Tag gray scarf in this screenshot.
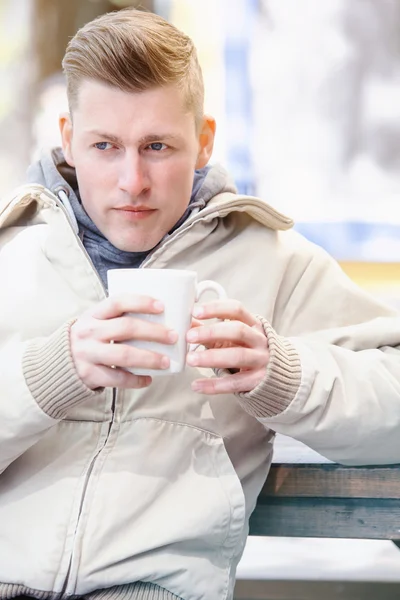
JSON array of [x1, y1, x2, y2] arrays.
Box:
[[68, 170, 209, 287]]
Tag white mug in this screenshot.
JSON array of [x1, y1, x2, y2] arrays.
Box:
[[107, 268, 226, 376]]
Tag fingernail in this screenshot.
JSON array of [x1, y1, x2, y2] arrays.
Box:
[[161, 356, 170, 369], [187, 353, 199, 366], [187, 330, 198, 342], [154, 300, 164, 311], [140, 376, 152, 387], [191, 381, 202, 392], [168, 330, 178, 343], [192, 306, 204, 318]]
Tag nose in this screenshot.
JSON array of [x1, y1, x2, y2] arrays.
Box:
[[118, 153, 150, 197]]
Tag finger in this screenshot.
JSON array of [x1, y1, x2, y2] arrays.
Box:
[[94, 316, 178, 344], [90, 342, 170, 371], [91, 294, 164, 320], [187, 320, 266, 349], [86, 364, 153, 390], [190, 317, 203, 328], [192, 299, 257, 326], [186, 347, 269, 370], [191, 369, 265, 395]]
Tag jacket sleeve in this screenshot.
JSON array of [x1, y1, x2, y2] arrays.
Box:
[[237, 233, 400, 465], [0, 320, 101, 474]]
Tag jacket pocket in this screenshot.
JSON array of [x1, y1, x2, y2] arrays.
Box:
[[73, 418, 246, 593]]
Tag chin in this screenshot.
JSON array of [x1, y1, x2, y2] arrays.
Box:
[[111, 236, 162, 254]]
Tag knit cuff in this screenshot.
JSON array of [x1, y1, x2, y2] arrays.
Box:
[[88, 582, 183, 600], [237, 317, 302, 418], [22, 320, 101, 420]]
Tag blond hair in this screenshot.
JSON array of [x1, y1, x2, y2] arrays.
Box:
[[62, 8, 204, 124]]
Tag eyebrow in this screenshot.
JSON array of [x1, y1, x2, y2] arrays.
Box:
[[87, 131, 124, 145], [86, 130, 182, 144]]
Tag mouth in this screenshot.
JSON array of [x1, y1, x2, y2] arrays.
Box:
[[115, 206, 157, 221]]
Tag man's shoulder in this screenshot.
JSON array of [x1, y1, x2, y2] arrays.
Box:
[[0, 184, 56, 230], [1, 183, 46, 210], [227, 201, 339, 271], [207, 191, 294, 232]]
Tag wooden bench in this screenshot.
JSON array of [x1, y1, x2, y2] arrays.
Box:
[[234, 439, 400, 599], [250, 462, 400, 542]]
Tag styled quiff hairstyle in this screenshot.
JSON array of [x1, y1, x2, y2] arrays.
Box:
[[62, 8, 204, 125]]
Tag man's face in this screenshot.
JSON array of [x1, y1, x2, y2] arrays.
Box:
[[60, 80, 215, 252]]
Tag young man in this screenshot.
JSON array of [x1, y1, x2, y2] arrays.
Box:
[[1, 8, 399, 600]]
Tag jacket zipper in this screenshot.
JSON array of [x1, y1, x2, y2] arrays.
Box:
[[60, 389, 117, 595], [37, 190, 119, 594]]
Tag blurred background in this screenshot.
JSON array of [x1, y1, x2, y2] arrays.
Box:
[[1, 0, 399, 307], [1, 0, 400, 592]]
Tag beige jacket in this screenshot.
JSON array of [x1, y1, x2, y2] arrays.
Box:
[[0, 182, 400, 600]]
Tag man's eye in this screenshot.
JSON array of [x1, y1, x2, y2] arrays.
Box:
[[148, 142, 167, 151], [94, 142, 113, 151]]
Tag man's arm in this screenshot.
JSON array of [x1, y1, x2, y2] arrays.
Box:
[[238, 316, 400, 465], [186, 234, 400, 466], [238, 241, 400, 465], [0, 295, 177, 474], [0, 321, 100, 474]]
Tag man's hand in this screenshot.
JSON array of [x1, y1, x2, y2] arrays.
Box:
[[186, 300, 269, 394], [70, 294, 178, 390]]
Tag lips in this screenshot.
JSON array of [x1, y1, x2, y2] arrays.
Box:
[[117, 205, 155, 212], [115, 205, 157, 221]]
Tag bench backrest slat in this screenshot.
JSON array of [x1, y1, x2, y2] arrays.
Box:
[[249, 464, 400, 540], [262, 464, 400, 499]]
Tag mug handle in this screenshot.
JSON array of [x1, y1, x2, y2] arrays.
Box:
[[188, 280, 227, 353], [195, 279, 227, 301]]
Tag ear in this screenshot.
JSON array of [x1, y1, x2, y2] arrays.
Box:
[[195, 115, 216, 169], [59, 112, 75, 166]]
